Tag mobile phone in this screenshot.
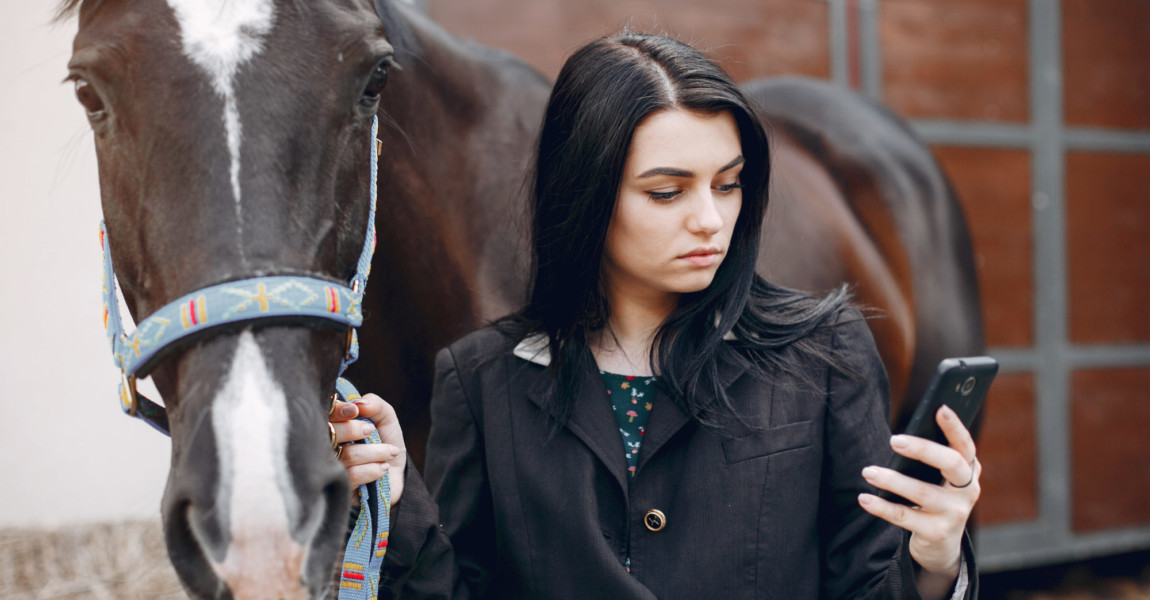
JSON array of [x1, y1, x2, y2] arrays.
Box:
[[877, 356, 998, 506]]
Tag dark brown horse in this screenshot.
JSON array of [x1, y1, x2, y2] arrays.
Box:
[[62, 0, 979, 597]]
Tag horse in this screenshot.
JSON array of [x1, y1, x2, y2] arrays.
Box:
[[748, 77, 985, 430], [61, 0, 981, 597]]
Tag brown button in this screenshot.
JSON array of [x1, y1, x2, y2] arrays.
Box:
[[644, 509, 666, 532]]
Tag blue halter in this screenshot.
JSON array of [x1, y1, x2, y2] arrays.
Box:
[[100, 116, 390, 598]]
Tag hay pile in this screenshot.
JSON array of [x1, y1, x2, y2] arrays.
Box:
[[0, 521, 183, 599], [3, 520, 1149, 599]]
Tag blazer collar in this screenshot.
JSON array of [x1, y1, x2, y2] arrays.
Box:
[[512, 327, 738, 367]]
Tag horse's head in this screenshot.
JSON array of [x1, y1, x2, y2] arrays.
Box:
[[63, 0, 399, 596]]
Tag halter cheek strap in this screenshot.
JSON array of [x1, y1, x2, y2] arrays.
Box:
[[100, 116, 389, 598]]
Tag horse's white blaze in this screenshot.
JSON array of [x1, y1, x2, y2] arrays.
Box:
[[209, 331, 310, 597], [165, 0, 275, 234]]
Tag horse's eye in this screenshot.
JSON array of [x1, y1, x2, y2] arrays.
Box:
[[73, 78, 106, 119], [361, 63, 389, 106]]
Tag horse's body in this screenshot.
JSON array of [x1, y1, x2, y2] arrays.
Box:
[[344, 3, 549, 468], [346, 11, 985, 465], [64, 0, 980, 596], [750, 77, 985, 427]]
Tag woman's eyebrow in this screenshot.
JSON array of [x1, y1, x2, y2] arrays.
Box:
[[636, 155, 745, 179], [637, 166, 693, 179], [718, 155, 745, 173]]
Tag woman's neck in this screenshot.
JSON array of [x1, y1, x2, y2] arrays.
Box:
[[590, 286, 678, 377]]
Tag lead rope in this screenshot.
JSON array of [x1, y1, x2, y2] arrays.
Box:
[[334, 116, 390, 600]]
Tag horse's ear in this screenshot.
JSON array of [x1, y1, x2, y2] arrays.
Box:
[[372, 0, 422, 62], [372, 0, 387, 24], [54, 0, 85, 21]]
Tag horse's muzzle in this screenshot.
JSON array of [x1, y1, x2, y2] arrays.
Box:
[[160, 329, 352, 599]]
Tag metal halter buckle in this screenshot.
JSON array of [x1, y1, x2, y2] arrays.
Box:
[[344, 328, 356, 361], [119, 371, 139, 416]]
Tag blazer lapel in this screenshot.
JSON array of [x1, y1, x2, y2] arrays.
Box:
[[635, 351, 752, 473], [633, 384, 692, 474], [524, 359, 630, 495]]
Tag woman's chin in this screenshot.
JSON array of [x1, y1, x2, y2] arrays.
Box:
[[666, 273, 719, 295]]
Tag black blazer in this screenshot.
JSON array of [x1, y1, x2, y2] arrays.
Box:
[[379, 312, 977, 599]]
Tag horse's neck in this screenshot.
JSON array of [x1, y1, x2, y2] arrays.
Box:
[[373, 3, 548, 315], [378, 5, 500, 198]]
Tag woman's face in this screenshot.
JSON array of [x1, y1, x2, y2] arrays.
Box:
[[603, 109, 744, 303]]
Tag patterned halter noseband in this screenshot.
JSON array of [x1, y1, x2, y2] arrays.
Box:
[[99, 116, 390, 598]]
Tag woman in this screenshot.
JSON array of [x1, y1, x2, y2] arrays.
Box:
[[332, 32, 980, 599]]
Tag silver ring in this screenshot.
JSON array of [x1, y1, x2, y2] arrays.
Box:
[[949, 457, 977, 489]]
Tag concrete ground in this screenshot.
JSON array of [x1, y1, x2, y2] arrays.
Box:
[[982, 550, 1150, 600]]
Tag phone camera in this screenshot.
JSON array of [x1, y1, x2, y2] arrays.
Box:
[[960, 377, 976, 396]]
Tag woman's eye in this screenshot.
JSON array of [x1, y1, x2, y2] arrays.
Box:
[[73, 78, 106, 119], [715, 182, 743, 194], [647, 190, 681, 202]]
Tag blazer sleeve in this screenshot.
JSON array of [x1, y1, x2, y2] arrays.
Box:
[[818, 312, 979, 600], [378, 346, 494, 599]]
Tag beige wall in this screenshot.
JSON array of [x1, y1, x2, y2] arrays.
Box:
[[0, 3, 170, 526]]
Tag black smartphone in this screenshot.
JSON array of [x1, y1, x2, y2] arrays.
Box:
[[877, 356, 998, 506]]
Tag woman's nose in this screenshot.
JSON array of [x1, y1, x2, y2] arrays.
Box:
[[687, 191, 724, 234]]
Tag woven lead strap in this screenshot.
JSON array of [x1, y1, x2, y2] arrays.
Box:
[[335, 377, 391, 598], [335, 117, 389, 598]]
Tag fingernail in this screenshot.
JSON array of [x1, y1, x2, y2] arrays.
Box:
[[862, 466, 879, 480], [340, 405, 356, 417], [890, 435, 909, 449], [941, 405, 956, 419], [362, 423, 375, 437], [858, 493, 873, 506]]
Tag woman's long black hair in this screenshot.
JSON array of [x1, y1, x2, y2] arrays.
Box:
[[500, 33, 851, 432]]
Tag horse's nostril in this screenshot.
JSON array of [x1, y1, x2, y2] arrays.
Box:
[[162, 499, 228, 599], [325, 477, 350, 514], [304, 474, 354, 587], [317, 476, 352, 544], [183, 500, 230, 566]]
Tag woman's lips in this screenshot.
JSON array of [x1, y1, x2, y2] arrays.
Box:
[[679, 249, 721, 267]]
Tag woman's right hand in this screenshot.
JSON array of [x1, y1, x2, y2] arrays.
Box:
[[329, 393, 406, 505]]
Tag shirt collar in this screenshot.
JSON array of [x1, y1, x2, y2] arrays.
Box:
[[512, 333, 551, 366]]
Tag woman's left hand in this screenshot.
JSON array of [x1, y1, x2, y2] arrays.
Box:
[[857, 404, 980, 579], [328, 393, 407, 506]]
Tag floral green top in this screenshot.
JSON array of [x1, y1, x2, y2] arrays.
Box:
[[599, 371, 657, 479]]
